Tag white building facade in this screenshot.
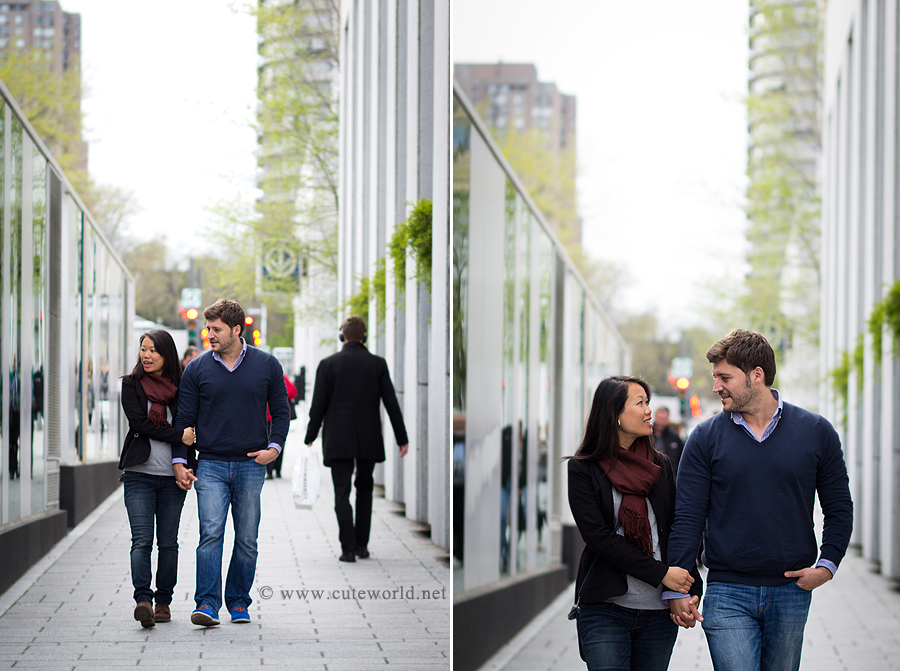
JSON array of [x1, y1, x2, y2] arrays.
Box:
[[337, 0, 450, 550], [821, 0, 900, 579]]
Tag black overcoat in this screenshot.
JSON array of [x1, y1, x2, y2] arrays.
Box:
[[304, 342, 408, 466]]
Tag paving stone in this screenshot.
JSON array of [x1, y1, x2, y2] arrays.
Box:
[[0, 434, 449, 669]]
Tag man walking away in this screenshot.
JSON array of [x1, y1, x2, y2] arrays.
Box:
[[173, 299, 290, 627], [304, 316, 409, 562]]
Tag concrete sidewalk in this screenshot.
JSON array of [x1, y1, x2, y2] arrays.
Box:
[[0, 429, 450, 670], [478, 545, 900, 671]]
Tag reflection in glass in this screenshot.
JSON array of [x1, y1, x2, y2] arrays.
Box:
[[97, 243, 110, 458], [452, 96, 470, 593], [83, 230, 96, 459], [516, 209, 531, 573], [8, 117, 22, 521], [74, 205, 83, 459], [536, 233, 552, 568], [31, 147, 46, 514], [500, 181, 516, 577], [0, 100, 4, 521]]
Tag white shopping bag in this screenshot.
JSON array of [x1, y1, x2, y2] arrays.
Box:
[[292, 447, 321, 509]]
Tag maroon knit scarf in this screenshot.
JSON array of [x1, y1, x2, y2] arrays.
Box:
[[598, 437, 661, 556], [139, 374, 178, 428]]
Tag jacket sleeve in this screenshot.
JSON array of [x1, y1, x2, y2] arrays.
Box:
[[267, 361, 291, 448], [172, 365, 200, 462], [304, 360, 329, 445], [121, 377, 184, 446], [378, 358, 408, 446], [568, 458, 669, 587], [666, 424, 712, 572]]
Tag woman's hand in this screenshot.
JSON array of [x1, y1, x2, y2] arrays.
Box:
[[182, 427, 196, 446], [661, 566, 694, 593]]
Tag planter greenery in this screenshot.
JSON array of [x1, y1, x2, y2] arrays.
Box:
[[390, 198, 433, 296], [830, 279, 900, 421], [343, 198, 433, 327], [343, 275, 370, 321], [830, 349, 850, 421]]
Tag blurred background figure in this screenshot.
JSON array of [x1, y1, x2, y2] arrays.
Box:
[[653, 407, 684, 476], [181, 346, 200, 370]]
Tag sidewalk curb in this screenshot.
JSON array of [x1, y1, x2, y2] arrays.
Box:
[[475, 581, 575, 671], [0, 485, 124, 618]]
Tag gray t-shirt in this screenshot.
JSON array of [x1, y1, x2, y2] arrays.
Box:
[[126, 402, 175, 477], [605, 487, 667, 610]]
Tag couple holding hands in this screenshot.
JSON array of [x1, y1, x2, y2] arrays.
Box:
[[568, 329, 853, 671], [118, 299, 291, 628]]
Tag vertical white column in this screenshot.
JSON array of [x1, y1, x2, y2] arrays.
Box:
[[879, 0, 900, 579], [860, 0, 880, 560], [428, 0, 450, 549], [402, 0, 421, 521]]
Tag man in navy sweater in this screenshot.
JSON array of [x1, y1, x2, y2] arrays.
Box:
[[665, 329, 852, 671], [173, 299, 290, 627]]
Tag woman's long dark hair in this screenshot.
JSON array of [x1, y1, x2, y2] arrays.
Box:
[[565, 375, 661, 467], [125, 330, 182, 387]]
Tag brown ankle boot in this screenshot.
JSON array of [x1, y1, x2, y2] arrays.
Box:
[[153, 603, 171, 623], [134, 601, 155, 628]]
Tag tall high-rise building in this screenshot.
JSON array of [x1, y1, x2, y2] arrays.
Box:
[[0, 1, 85, 172], [0, 1, 81, 72], [255, 0, 339, 389], [454, 62, 576, 157], [745, 0, 820, 409]]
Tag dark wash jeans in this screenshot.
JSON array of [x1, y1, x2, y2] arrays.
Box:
[[577, 602, 678, 671], [121, 472, 187, 605], [701, 581, 813, 671]]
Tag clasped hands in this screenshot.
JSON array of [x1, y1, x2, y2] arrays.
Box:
[[665, 565, 833, 629]]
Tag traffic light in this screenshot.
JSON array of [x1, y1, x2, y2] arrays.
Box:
[[185, 307, 200, 347], [200, 328, 210, 350], [244, 316, 255, 346], [689, 395, 702, 418], [675, 376, 691, 391]]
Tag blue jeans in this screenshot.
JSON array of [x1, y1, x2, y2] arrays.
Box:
[[122, 472, 187, 605], [701, 582, 813, 671], [194, 459, 265, 613], [577, 603, 677, 670]]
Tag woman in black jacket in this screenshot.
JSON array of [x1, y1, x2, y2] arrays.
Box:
[[119, 330, 196, 628], [567, 375, 702, 670]]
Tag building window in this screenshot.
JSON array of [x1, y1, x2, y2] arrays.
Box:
[[13, 13, 21, 23]]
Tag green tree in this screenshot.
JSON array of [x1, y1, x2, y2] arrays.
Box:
[[0, 48, 88, 195], [617, 312, 718, 396], [122, 240, 188, 325]]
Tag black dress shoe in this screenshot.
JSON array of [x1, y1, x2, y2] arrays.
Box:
[[339, 552, 356, 563], [356, 547, 370, 559]]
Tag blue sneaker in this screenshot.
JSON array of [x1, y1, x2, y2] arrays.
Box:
[[190, 607, 220, 626], [230, 606, 251, 623]]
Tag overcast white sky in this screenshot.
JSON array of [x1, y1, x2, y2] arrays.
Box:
[[65, 0, 259, 261], [453, 0, 752, 332]]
